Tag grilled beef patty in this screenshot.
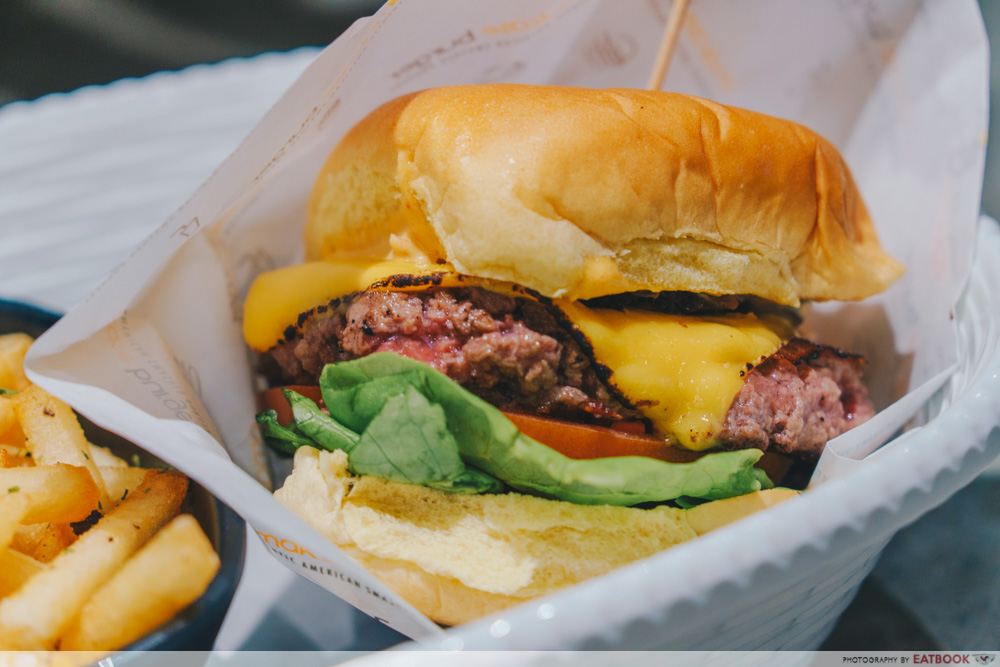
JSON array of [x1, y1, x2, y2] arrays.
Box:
[[721, 338, 875, 459], [261, 288, 874, 459], [262, 287, 637, 422]]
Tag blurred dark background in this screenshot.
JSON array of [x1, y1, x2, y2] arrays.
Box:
[[0, 0, 382, 103], [0, 0, 997, 652]]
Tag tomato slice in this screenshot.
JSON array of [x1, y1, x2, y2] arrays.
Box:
[[608, 420, 649, 435], [502, 411, 701, 463], [261, 386, 792, 482], [260, 386, 665, 458], [260, 386, 322, 427]]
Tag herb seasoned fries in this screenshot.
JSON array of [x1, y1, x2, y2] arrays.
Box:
[[0, 332, 220, 651]]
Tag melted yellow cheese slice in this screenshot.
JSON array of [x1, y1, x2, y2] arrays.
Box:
[[243, 259, 445, 352], [556, 301, 789, 451], [243, 257, 791, 451], [244, 258, 529, 352]]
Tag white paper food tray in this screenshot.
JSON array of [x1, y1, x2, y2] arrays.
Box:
[[22, 0, 999, 649], [364, 217, 1000, 652]]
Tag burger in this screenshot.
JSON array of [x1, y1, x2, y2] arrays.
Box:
[[242, 84, 903, 625]]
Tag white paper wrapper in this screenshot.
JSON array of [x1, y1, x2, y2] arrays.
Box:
[[25, 0, 988, 642]]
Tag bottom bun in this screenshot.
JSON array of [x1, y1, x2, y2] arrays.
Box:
[[337, 548, 524, 627], [275, 447, 796, 626]]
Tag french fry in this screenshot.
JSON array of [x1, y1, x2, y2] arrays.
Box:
[[0, 445, 31, 468], [0, 422, 26, 449], [0, 397, 26, 449], [99, 466, 149, 511], [13, 386, 110, 508], [11, 523, 76, 563], [0, 470, 187, 648], [0, 329, 220, 652], [0, 395, 19, 440], [0, 333, 32, 392], [0, 493, 29, 551], [2, 451, 34, 469], [89, 444, 128, 469], [0, 447, 32, 469], [0, 547, 47, 597], [59, 514, 219, 651], [0, 466, 100, 524], [0, 443, 30, 458]]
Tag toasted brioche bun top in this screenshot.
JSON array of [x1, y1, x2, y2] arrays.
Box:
[[306, 84, 902, 306]]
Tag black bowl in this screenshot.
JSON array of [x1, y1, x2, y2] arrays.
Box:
[[0, 297, 245, 652]]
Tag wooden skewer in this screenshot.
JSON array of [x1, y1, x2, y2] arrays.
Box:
[[646, 0, 691, 91]]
